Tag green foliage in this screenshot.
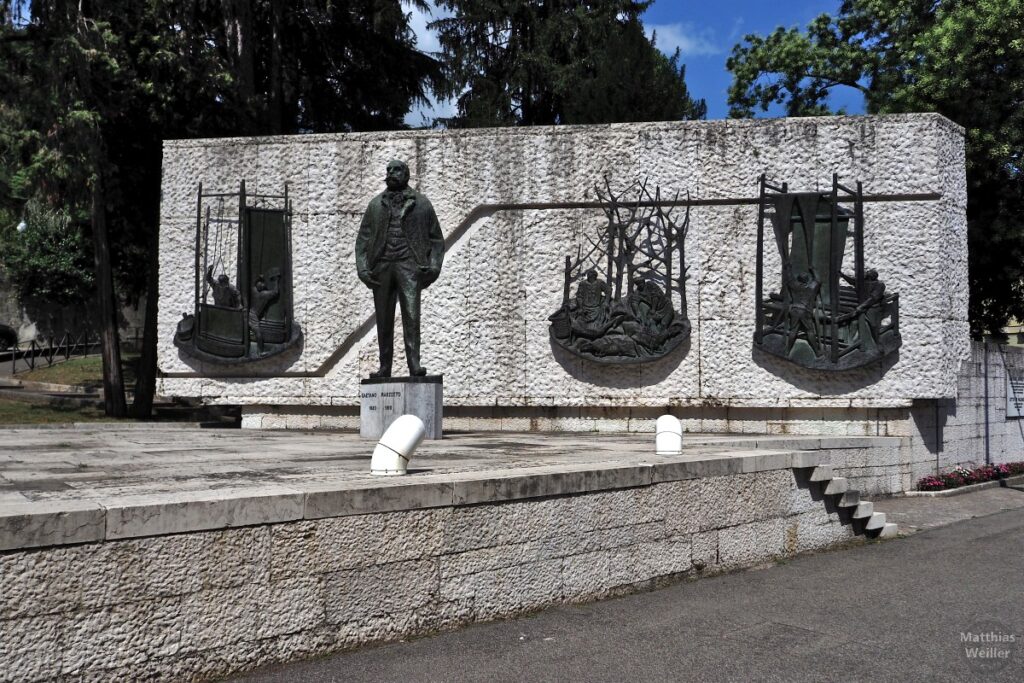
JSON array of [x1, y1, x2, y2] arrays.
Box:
[[431, 0, 705, 127], [164, 0, 441, 135], [0, 0, 441, 305], [0, 200, 95, 304], [726, 0, 1024, 335], [0, 1, 442, 415]]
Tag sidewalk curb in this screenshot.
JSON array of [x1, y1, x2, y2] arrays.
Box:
[[902, 474, 1024, 498]]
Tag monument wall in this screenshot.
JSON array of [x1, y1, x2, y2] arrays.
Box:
[[157, 114, 969, 435]]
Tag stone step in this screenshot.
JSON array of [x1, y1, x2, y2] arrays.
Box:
[[878, 523, 899, 539], [790, 451, 826, 469], [824, 477, 849, 495], [853, 501, 873, 518], [809, 465, 833, 482], [865, 512, 887, 531], [838, 490, 860, 507]]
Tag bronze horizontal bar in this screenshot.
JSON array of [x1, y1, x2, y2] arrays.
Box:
[[164, 190, 943, 380]]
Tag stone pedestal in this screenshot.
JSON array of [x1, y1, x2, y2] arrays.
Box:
[[360, 375, 443, 440]]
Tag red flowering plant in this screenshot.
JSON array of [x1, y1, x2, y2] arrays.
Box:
[[917, 461, 1024, 491]]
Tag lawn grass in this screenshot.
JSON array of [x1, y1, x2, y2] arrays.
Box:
[[19, 354, 139, 388], [0, 398, 116, 424]]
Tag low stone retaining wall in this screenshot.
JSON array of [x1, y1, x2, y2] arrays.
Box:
[[1, 450, 858, 682]]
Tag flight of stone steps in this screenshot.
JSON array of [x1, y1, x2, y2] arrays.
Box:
[[804, 462, 897, 539]]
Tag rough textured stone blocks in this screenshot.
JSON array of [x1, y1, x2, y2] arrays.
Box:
[[0, 465, 862, 682]]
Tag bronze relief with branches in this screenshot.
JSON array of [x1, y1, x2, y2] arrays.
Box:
[[549, 177, 691, 364]]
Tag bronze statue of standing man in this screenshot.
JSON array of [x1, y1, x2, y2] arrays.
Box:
[[356, 160, 445, 377]]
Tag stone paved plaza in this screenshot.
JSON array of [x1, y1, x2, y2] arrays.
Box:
[[0, 425, 888, 552], [0, 425, 874, 506]]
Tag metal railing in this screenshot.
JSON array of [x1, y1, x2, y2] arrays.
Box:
[[1, 331, 100, 374]]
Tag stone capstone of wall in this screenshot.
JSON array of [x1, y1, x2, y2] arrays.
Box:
[[0, 468, 853, 682]]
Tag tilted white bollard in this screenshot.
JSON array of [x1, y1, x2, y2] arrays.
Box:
[[370, 414, 425, 475], [655, 414, 683, 455]]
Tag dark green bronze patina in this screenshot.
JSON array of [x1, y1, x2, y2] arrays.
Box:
[[356, 160, 445, 378], [549, 177, 691, 364], [174, 181, 302, 365], [754, 174, 901, 370]]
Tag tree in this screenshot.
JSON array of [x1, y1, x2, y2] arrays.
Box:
[[0, 200, 94, 306], [0, 1, 135, 416], [0, 1, 440, 417], [430, 0, 705, 127], [195, 0, 441, 135], [726, 0, 1024, 336]]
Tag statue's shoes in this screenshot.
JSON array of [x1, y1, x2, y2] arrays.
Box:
[[369, 368, 391, 378], [409, 366, 427, 377]]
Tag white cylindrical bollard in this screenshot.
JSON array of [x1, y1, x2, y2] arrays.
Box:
[[370, 414, 426, 475], [655, 414, 683, 455]]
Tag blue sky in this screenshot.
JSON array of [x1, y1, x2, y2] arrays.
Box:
[[404, 0, 866, 125]]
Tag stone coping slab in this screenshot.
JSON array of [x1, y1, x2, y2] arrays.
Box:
[[0, 427, 899, 551], [164, 113, 965, 147]]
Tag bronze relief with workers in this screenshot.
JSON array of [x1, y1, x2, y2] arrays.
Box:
[[754, 175, 901, 370]]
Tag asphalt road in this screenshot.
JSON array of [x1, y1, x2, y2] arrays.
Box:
[[238, 508, 1024, 683]]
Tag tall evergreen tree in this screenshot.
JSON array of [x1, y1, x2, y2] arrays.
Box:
[[430, 0, 706, 127], [0, 1, 440, 416]]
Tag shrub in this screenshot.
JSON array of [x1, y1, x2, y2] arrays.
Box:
[[0, 200, 94, 306]]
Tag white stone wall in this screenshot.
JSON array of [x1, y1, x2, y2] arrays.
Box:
[[158, 114, 969, 412], [830, 341, 1024, 493], [909, 342, 1024, 480], [0, 469, 852, 682]]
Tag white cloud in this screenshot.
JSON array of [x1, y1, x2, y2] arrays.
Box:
[[645, 22, 720, 57], [728, 16, 746, 43]]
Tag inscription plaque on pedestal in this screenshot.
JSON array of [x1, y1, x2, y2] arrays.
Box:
[[360, 375, 443, 440]]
